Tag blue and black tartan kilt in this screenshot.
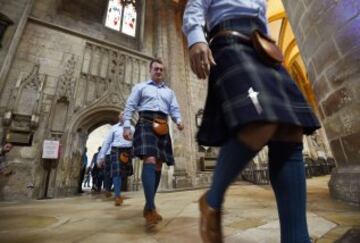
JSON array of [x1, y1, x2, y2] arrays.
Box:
[[104, 154, 111, 178], [198, 18, 321, 146], [110, 147, 133, 177], [133, 111, 174, 165]]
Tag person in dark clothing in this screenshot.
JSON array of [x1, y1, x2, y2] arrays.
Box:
[[90, 147, 103, 192]]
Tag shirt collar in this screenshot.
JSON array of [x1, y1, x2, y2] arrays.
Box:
[[147, 79, 165, 87]]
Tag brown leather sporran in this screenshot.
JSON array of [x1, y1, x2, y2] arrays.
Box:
[[119, 152, 129, 164], [152, 118, 169, 136], [251, 30, 284, 67]]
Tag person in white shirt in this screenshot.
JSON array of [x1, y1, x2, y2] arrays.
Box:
[[98, 112, 135, 206]]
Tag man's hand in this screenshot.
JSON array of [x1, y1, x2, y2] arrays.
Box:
[[189, 42, 216, 79], [177, 122, 184, 131], [123, 127, 133, 141]]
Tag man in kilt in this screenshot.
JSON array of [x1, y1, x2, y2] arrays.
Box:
[[183, 1, 321, 243], [123, 58, 184, 226], [97, 112, 135, 206], [103, 148, 112, 198]]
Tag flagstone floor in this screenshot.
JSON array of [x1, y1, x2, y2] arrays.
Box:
[[0, 175, 359, 243]]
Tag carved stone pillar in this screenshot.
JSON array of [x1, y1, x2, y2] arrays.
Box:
[[282, 0, 360, 204], [152, 0, 195, 188]]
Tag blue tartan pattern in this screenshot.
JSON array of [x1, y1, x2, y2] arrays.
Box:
[[103, 154, 112, 191], [110, 147, 133, 177], [104, 155, 111, 177], [133, 114, 174, 165], [197, 18, 321, 146]]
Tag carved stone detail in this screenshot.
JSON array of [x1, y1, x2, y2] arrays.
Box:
[[75, 41, 150, 111], [2, 63, 45, 145], [48, 55, 78, 136], [57, 55, 77, 102]]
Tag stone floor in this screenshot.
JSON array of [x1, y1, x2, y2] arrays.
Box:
[[0, 175, 359, 243]]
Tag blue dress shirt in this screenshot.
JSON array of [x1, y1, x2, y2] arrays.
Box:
[[123, 80, 182, 127], [97, 123, 135, 162], [183, 0, 268, 47]]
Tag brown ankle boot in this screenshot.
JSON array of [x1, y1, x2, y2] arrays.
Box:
[[199, 192, 223, 243], [143, 210, 156, 226], [143, 208, 161, 226], [105, 191, 112, 198], [114, 196, 123, 206], [152, 209, 163, 222]]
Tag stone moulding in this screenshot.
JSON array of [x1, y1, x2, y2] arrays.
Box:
[[3, 63, 46, 145]]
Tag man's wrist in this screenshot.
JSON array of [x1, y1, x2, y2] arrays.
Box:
[[176, 119, 182, 125], [187, 28, 207, 47]]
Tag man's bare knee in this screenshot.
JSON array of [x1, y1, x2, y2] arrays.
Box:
[[144, 156, 156, 164], [155, 161, 163, 171], [237, 122, 278, 151]]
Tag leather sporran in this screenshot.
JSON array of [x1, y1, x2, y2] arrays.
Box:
[[251, 30, 284, 67], [152, 118, 169, 136], [119, 152, 129, 164]]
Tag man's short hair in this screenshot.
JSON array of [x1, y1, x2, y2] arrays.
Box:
[[149, 58, 163, 69]]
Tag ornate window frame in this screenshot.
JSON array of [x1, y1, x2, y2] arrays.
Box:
[[103, 0, 142, 38]]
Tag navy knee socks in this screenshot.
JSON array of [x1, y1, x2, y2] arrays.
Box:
[[113, 175, 121, 197], [268, 141, 310, 243], [154, 170, 162, 193], [142, 163, 156, 210], [207, 138, 258, 209]]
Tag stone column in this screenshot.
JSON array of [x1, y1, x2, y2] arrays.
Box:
[[168, 0, 197, 187], [282, 0, 360, 204], [152, 0, 195, 188]]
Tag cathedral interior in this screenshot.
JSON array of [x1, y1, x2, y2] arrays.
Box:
[[0, 0, 359, 242]]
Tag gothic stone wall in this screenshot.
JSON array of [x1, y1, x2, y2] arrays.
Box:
[[0, 0, 33, 109], [282, 0, 360, 204], [0, 0, 157, 200], [0, 0, 208, 200]]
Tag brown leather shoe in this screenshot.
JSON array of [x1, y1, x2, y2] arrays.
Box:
[[143, 208, 161, 226], [199, 192, 223, 243], [114, 196, 123, 206], [152, 210, 163, 222], [105, 191, 112, 198]]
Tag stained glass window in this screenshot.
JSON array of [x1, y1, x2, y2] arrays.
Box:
[[105, 0, 137, 37]]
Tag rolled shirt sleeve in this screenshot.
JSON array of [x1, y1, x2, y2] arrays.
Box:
[[97, 128, 113, 162], [123, 84, 142, 128], [182, 0, 211, 47], [169, 90, 182, 124]]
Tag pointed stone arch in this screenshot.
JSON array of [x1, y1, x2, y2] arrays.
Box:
[[47, 104, 125, 197]]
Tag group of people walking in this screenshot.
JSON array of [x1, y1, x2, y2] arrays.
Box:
[[82, 58, 183, 226], [82, 1, 321, 242]]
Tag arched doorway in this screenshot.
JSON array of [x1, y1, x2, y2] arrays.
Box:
[[44, 106, 123, 198], [82, 124, 112, 191]]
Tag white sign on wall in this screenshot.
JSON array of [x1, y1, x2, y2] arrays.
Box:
[[42, 140, 60, 159]]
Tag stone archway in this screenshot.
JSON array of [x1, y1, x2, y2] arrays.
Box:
[[46, 105, 122, 198]]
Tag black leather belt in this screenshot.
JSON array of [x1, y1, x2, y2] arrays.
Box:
[[139, 111, 167, 121], [111, 147, 131, 152], [208, 30, 251, 46]]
